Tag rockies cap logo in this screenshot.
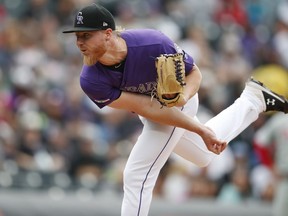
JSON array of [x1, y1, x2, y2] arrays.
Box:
[[77, 12, 84, 25]]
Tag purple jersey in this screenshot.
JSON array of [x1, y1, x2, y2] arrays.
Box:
[[80, 29, 195, 108]]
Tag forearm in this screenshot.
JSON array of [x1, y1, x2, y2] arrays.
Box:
[[139, 98, 226, 154], [141, 98, 204, 134], [109, 91, 226, 154], [111, 93, 205, 134]]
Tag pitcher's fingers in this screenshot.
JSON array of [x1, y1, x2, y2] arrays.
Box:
[[220, 142, 227, 152], [213, 142, 226, 154], [212, 144, 221, 155]]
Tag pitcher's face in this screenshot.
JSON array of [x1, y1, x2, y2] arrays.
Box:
[[75, 30, 110, 65]]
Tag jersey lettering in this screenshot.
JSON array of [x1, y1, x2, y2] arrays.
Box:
[[123, 82, 156, 94]]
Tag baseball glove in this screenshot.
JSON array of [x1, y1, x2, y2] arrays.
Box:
[[155, 53, 186, 107]]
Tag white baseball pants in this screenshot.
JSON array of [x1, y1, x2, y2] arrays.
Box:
[[121, 87, 263, 216]]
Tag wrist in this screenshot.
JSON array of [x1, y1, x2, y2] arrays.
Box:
[[192, 122, 207, 136]]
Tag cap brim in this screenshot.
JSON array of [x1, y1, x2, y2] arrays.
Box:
[[62, 27, 102, 33]]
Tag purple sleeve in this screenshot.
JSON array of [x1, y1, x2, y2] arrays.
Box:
[[183, 52, 194, 75], [80, 76, 121, 109]]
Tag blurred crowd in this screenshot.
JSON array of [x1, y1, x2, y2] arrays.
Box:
[[1, 0, 288, 214]]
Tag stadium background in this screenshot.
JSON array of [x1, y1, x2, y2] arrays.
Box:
[[0, 0, 288, 215]]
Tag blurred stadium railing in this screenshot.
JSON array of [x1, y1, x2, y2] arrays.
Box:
[[0, 189, 272, 216]]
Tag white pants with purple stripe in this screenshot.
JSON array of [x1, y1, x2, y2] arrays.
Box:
[[121, 89, 262, 216]]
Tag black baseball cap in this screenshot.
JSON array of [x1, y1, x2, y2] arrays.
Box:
[[62, 4, 115, 33]]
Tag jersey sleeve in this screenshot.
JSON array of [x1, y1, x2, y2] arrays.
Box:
[[80, 76, 121, 109]]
